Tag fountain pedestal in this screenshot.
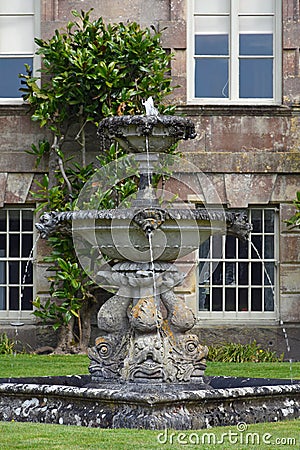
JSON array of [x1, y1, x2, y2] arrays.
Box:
[[89, 261, 208, 383]]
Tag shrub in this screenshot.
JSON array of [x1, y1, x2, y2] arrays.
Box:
[[207, 340, 283, 363], [0, 333, 16, 355]]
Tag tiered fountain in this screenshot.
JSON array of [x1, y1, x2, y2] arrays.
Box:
[[0, 104, 299, 429]]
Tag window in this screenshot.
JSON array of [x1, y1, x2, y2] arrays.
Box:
[[198, 208, 277, 321], [0, 0, 40, 104], [187, 0, 282, 104], [0, 208, 35, 320]]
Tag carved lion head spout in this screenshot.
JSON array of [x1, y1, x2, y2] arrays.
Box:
[[132, 208, 166, 235], [227, 212, 253, 241]]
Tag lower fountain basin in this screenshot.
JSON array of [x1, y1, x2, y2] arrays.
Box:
[[0, 375, 299, 429], [68, 208, 251, 262], [74, 218, 213, 261]]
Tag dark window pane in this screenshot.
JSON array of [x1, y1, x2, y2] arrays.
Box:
[[9, 210, 20, 231], [238, 262, 248, 285], [9, 286, 19, 310], [0, 57, 33, 98], [225, 288, 236, 311], [199, 239, 210, 258], [238, 239, 248, 259], [9, 235, 19, 257], [0, 261, 6, 284], [240, 58, 273, 98], [225, 236, 236, 258], [264, 288, 274, 311], [9, 261, 19, 284], [195, 34, 229, 55], [199, 287, 209, 310], [225, 262, 235, 285], [212, 287, 222, 311], [264, 262, 275, 285], [22, 234, 33, 257], [211, 235, 222, 259], [0, 211, 6, 231], [195, 58, 229, 98], [0, 287, 6, 310], [265, 210, 274, 232], [22, 287, 33, 310], [212, 262, 223, 285], [21, 261, 33, 284], [251, 210, 262, 232], [251, 235, 262, 258], [251, 262, 262, 285], [251, 288, 262, 311], [240, 34, 273, 56], [238, 288, 248, 311], [0, 234, 6, 256], [22, 210, 33, 231], [264, 235, 274, 259]]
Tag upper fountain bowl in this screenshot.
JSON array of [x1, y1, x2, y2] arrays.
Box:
[[97, 115, 197, 153]]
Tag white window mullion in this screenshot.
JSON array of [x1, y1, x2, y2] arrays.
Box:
[[274, 0, 282, 103], [230, 0, 239, 101]]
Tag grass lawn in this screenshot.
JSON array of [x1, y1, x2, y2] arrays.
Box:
[[0, 354, 299, 379], [0, 419, 299, 450], [0, 355, 299, 449]]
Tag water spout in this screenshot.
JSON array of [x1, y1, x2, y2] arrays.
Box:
[[142, 96, 159, 116]]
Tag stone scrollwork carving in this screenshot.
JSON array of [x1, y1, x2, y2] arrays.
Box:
[[88, 334, 129, 380]]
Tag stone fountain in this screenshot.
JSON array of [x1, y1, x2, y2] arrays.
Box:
[[0, 106, 299, 429]]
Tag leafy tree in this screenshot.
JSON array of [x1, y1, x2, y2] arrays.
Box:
[[21, 9, 176, 352]]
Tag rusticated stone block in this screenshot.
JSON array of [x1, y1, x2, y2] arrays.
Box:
[[35, 263, 51, 293], [180, 152, 300, 174], [272, 175, 300, 203], [280, 294, 300, 322], [283, 20, 300, 48], [283, 49, 298, 77], [168, 76, 188, 104], [224, 174, 277, 208], [0, 152, 44, 173], [5, 174, 33, 204], [56, 0, 169, 27], [0, 173, 7, 207], [170, 0, 185, 21], [162, 172, 226, 204], [172, 49, 186, 77], [280, 235, 300, 262], [282, 0, 300, 20], [283, 78, 300, 103], [280, 202, 299, 227], [281, 264, 300, 293], [159, 20, 186, 48]]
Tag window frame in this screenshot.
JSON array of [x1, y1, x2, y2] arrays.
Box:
[[197, 207, 279, 324], [0, 0, 40, 105], [0, 206, 36, 322], [186, 0, 282, 105]]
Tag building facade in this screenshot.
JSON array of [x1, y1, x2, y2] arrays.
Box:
[[0, 0, 299, 359]]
